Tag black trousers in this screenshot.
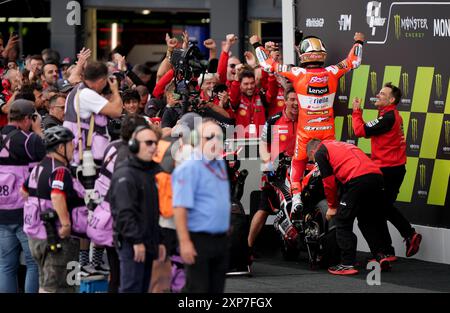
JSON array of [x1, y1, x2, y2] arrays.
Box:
[[183, 232, 229, 293], [106, 246, 120, 293], [117, 242, 154, 293], [381, 166, 415, 246], [334, 174, 391, 265]]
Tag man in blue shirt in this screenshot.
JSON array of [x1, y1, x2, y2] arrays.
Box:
[[172, 118, 231, 293]]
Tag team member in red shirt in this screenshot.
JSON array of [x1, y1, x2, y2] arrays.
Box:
[[247, 87, 298, 258], [217, 34, 241, 89], [229, 68, 277, 138], [307, 139, 391, 275], [352, 82, 422, 259]]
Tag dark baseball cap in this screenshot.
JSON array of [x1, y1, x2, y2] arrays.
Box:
[[56, 79, 73, 93], [9, 99, 36, 120]]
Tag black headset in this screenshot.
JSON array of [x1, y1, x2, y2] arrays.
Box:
[[128, 125, 151, 154]]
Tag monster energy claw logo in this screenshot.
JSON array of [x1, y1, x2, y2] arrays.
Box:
[[419, 164, 426, 190], [435, 74, 442, 99], [445, 120, 450, 147], [347, 114, 353, 137], [411, 118, 418, 143], [370, 71, 377, 96], [340, 76, 346, 94], [402, 72, 409, 97], [394, 14, 401, 39]]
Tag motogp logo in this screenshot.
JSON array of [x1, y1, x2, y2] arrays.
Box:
[[309, 76, 329, 84]]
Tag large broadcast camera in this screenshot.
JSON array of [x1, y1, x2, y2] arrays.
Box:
[[170, 41, 218, 115]]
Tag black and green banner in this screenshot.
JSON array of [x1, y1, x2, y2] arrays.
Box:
[[296, 0, 450, 228]]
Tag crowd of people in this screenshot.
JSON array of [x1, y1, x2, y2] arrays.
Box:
[[0, 27, 423, 293]]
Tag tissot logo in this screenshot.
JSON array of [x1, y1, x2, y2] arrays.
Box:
[[339, 14, 352, 31], [306, 18, 325, 28], [433, 19, 450, 37], [307, 86, 329, 95], [366, 1, 386, 36]]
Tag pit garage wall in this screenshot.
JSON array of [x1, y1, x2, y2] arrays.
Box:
[[283, 0, 450, 264]]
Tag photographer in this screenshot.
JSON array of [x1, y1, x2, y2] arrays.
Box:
[[63, 60, 122, 274], [0, 99, 45, 293], [23, 126, 87, 293], [63, 61, 122, 167]]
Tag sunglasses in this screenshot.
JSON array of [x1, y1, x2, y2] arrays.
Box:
[[229, 63, 238, 69], [142, 139, 157, 147], [203, 133, 223, 141]]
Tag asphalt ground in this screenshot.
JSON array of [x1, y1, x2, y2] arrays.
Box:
[[225, 251, 450, 293]]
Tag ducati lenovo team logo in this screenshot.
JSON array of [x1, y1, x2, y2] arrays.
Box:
[[307, 86, 329, 95], [366, 1, 386, 36]]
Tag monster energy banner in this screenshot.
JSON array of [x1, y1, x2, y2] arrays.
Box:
[[296, 0, 450, 228]]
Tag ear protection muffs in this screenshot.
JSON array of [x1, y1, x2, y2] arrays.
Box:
[[128, 125, 151, 154]]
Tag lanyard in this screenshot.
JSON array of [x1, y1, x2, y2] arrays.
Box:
[[203, 161, 228, 181]]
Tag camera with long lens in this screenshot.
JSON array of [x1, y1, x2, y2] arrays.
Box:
[[40, 210, 62, 253], [170, 41, 217, 115], [107, 114, 125, 141]]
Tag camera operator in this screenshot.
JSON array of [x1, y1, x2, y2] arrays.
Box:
[[23, 126, 87, 293], [0, 99, 45, 293]]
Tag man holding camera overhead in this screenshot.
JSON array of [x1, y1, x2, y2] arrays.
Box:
[[0, 99, 45, 293], [63, 59, 123, 276]]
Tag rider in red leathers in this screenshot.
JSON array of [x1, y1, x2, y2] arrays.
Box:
[[250, 32, 365, 214]]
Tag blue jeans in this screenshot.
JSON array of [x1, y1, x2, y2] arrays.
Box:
[[117, 242, 154, 293], [0, 224, 39, 293]]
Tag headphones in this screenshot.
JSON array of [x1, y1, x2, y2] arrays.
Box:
[[128, 125, 151, 154]]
